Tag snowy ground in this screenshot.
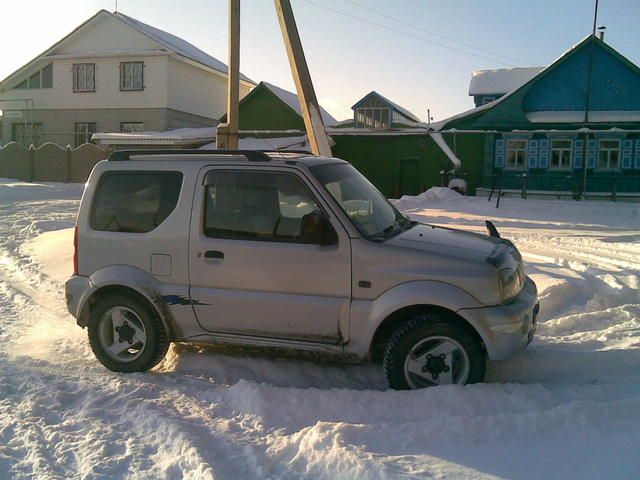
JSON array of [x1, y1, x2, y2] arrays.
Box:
[[1, 179, 639, 479]]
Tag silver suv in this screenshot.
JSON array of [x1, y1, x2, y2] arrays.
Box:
[[65, 150, 538, 389]]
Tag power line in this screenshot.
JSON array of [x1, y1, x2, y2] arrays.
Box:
[[343, 0, 534, 65], [299, 0, 524, 67]]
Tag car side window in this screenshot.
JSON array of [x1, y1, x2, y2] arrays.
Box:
[[204, 171, 333, 244], [90, 171, 183, 233]]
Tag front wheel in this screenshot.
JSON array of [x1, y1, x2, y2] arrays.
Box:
[[88, 294, 169, 373], [383, 314, 485, 390]]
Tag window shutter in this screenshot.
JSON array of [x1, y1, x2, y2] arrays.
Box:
[[538, 139, 550, 168], [527, 140, 539, 169], [495, 138, 505, 168], [586, 139, 597, 169], [635, 140, 640, 170], [622, 139, 633, 169], [573, 139, 584, 169]]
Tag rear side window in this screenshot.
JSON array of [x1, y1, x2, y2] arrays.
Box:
[[90, 171, 183, 233]]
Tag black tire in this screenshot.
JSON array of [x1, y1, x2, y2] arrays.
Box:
[[383, 313, 486, 390], [88, 293, 169, 373]]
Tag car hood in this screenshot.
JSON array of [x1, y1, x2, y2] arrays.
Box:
[[386, 223, 501, 262]]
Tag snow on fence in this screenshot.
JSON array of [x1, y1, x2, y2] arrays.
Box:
[[0, 142, 106, 183]]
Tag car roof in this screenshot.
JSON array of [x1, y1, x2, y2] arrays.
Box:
[[107, 149, 349, 168]]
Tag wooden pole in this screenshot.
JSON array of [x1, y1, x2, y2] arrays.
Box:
[[226, 0, 241, 149], [274, 0, 332, 157]]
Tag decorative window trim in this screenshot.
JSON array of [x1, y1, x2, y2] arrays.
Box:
[[597, 139, 621, 170], [549, 139, 573, 170], [505, 139, 528, 170]]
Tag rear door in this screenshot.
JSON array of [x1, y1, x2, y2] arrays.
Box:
[[188, 166, 351, 344]]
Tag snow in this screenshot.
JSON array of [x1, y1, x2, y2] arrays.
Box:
[[113, 12, 254, 83], [93, 127, 217, 145], [2, 179, 640, 479], [468, 67, 544, 96], [262, 82, 338, 127], [526, 110, 640, 123], [430, 132, 462, 168]]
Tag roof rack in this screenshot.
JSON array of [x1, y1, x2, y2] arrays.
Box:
[[107, 149, 313, 162]]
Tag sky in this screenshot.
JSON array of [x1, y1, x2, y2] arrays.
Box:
[[1, 0, 639, 122]]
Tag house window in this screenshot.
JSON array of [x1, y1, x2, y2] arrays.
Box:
[[120, 122, 144, 133], [12, 64, 53, 90], [73, 63, 95, 92], [598, 140, 620, 170], [120, 62, 144, 91], [355, 107, 390, 129], [550, 139, 572, 169], [506, 139, 527, 169], [41, 64, 53, 88], [12, 123, 43, 147], [75, 122, 97, 147]]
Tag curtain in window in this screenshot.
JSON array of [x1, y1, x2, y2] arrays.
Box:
[[73, 64, 95, 91], [121, 62, 143, 90]]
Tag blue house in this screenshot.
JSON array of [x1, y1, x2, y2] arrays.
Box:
[[438, 35, 640, 197]]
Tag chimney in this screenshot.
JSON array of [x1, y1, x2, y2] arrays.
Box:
[[597, 25, 606, 41]]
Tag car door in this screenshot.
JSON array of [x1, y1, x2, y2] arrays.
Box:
[[188, 165, 351, 344]]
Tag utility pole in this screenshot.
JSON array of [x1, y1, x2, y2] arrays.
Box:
[[274, 0, 332, 156], [218, 0, 240, 150], [581, 0, 599, 198]]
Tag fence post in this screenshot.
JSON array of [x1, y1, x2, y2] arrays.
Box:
[[496, 169, 504, 209], [611, 176, 617, 202], [65, 146, 72, 183], [521, 173, 527, 199], [28, 145, 35, 183], [440, 170, 446, 187]]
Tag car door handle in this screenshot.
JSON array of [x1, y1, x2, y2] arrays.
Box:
[[204, 250, 224, 260]]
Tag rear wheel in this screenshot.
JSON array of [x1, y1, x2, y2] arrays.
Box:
[[88, 294, 169, 373], [383, 314, 485, 390]]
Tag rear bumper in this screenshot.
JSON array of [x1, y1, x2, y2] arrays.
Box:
[[459, 276, 538, 361], [65, 275, 94, 325]]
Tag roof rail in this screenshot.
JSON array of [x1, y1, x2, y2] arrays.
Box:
[[107, 149, 314, 162]]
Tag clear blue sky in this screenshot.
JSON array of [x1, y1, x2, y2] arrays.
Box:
[[2, 0, 639, 121]]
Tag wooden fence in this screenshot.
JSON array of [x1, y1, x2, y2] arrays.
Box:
[[0, 142, 107, 183]]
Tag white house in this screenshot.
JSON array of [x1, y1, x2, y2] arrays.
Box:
[[0, 10, 255, 148]]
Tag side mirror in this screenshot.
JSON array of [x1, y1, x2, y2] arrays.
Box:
[[318, 212, 338, 246], [301, 210, 338, 246]]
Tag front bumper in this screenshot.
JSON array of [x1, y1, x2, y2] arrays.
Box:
[[458, 276, 539, 361], [65, 275, 95, 325]]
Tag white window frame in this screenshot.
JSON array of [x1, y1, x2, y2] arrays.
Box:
[[120, 61, 144, 91], [355, 107, 390, 129], [73, 63, 95, 92], [74, 122, 97, 147], [505, 139, 528, 170], [120, 122, 144, 133], [550, 139, 573, 170], [597, 139, 620, 170]]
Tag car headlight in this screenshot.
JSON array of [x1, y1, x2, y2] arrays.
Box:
[[498, 267, 521, 303]]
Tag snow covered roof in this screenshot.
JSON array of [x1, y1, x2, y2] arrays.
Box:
[[113, 12, 253, 83], [199, 134, 335, 151], [468, 67, 544, 96], [352, 91, 421, 123], [0, 9, 254, 88], [93, 127, 216, 145], [261, 82, 338, 126]]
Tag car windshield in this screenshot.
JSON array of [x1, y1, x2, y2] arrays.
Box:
[[311, 163, 412, 241]]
